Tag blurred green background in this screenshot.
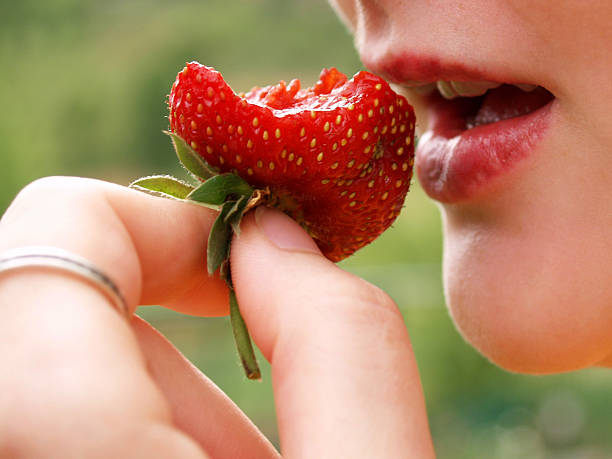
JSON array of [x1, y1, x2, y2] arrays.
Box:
[[1, 1, 610, 457]]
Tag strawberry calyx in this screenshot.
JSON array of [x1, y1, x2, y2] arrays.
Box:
[[130, 131, 264, 380]]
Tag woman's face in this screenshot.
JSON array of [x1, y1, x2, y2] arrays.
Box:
[[331, 0, 612, 373]]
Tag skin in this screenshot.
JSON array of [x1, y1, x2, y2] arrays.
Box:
[[330, 0, 612, 373], [0, 177, 434, 457], [3, 2, 611, 456]]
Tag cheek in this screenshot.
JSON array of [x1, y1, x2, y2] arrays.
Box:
[[441, 197, 612, 374]]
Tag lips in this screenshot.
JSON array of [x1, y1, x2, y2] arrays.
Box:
[[366, 53, 556, 203], [416, 85, 554, 202]]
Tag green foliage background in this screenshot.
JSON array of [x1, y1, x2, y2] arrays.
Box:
[[1, 0, 610, 457]]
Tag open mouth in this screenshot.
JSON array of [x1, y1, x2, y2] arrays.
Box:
[[403, 80, 556, 202], [418, 82, 554, 134], [428, 82, 554, 134]]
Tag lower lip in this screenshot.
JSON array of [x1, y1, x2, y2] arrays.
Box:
[[416, 93, 555, 203]]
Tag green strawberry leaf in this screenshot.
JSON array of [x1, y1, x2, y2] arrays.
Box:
[[129, 175, 194, 199], [165, 131, 218, 180], [187, 174, 253, 206], [207, 201, 236, 275], [224, 194, 250, 221], [225, 194, 251, 236]]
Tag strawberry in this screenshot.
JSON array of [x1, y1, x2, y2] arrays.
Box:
[[167, 62, 415, 262], [131, 62, 416, 379]]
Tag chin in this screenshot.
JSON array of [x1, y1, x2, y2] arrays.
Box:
[[440, 198, 612, 375]]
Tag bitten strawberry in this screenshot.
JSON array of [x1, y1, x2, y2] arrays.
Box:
[[168, 62, 415, 262], [131, 62, 416, 380]]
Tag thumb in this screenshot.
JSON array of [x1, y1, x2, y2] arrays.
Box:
[[230, 207, 434, 458]]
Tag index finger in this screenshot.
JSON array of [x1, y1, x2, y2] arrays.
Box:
[[0, 176, 228, 316]]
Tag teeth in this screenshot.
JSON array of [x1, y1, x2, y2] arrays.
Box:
[[403, 80, 539, 99], [435, 81, 456, 99], [401, 80, 430, 86], [437, 80, 501, 99], [400, 81, 437, 95], [450, 81, 501, 97], [514, 83, 538, 92], [412, 83, 436, 95]]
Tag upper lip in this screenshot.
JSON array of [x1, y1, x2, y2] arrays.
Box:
[[362, 51, 538, 89]]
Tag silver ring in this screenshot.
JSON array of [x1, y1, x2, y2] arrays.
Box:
[[0, 246, 129, 319]]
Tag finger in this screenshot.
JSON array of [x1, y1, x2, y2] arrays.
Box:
[[0, 177, 227, 456], [231, 208, 436, 458], [0, 176, 227, 316], [131, 316, 279, 459], [0, 270, 208, 458]]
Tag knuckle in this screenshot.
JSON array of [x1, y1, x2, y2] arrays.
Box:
[[274, 269, 410, 371], [0, 177, 111, 251], [3, 177, 98, 227], [321, 270, 404, 330], [265, 265, 411, 371], [16, 176, 84, 202], [342, 271, 398, 309], [9, 177, 75, 215]]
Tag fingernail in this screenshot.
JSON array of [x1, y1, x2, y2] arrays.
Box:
[[255, 206, 321, 254]]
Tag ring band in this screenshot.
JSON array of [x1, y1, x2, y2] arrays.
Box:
[[0, 246, 129, 319]]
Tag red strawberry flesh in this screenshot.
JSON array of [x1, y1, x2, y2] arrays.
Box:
[[169, 62, 415, 262]]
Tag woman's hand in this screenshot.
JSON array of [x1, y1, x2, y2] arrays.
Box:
[[0, 177, 434, 458]]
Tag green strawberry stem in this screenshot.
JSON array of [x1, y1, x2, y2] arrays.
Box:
[[215, 204, 261, 380], [227, 276, 261, 380]]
